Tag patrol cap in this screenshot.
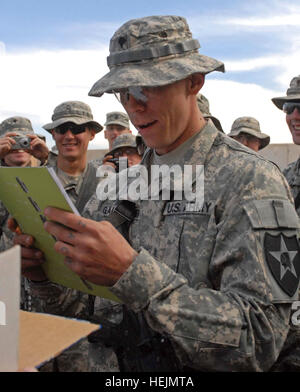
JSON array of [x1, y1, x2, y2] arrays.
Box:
[[0, 116, 35, 137], [89, 15, 225, 97], [104, 111, 130, 129], [272, 75, 300, 110], [197, 93, 223, 132], [43, 101, 103, 133], [107, 133, 138, 156], [228, 116, 270, 150]]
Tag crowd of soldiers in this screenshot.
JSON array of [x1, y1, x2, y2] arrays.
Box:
[[1, 14, 300, 372]]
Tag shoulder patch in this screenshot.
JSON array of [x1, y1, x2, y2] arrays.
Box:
[[264, 233, 300, 297]]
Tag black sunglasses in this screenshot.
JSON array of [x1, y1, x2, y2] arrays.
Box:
[[54, 122, 87, 135], [282, 102, 300, 115]]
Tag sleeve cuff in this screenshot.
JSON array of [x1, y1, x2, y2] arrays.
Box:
[[110, 247, 186, 311]]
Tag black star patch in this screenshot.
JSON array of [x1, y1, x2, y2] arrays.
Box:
[[264, 233, 300, 297]]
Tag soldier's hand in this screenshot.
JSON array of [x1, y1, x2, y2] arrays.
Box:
[[28, 134, 49, 163], [0, 132, 17, 159], [102, 154, 117, 171], [8, 218, 47, 282], [44, 207, 138, 287]]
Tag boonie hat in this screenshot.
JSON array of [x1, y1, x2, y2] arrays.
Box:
[[0, 116, 35, 137], [272, 75, 300, 110], [89, 15, 225, 97], [105, 111, 130, 129], [197, 94, 223, 132], [107, 133, 138, 156], [43, 101, 103, 133], [228, 116, 270, 150]]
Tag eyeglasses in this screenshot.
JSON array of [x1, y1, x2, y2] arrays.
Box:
[[54, 122, 87, 135], [113, 148, 138, 158], [113, 86, 162, 104], [283, 102, 300, 115]]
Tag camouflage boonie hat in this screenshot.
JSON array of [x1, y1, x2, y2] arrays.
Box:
[[197, 94, 223, 132], [43, 101, 103, 133], [104, 111, 130, 128], [272, 75, 300, 110], [228, 116, 270, 150], [89, 15, 225, 97], [0, 116, 35, 137], [107, 133, 138, 156]]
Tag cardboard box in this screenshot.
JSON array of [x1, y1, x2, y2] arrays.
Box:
[[0, 246, 99, 372]]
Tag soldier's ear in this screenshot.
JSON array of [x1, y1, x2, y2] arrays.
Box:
[[89, 130, 96, 141], [188, 73, 205, 95], [51, 130, 56, 141]]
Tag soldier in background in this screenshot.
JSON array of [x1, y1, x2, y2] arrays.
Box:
[[0, 116, 48, 167], [13, 15, 300, 372], [197, 93, 223, 132], [0, 117, 49, 244], [4, 102, 103, 372], [103, 133, 143, 172], [269, 75, 300, 372], [104, 111, 132, 150], [227, 116, 270, 152], [272, 75, 300, 215]]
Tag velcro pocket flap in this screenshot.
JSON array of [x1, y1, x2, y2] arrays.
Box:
[[243, 199, 300, 229]]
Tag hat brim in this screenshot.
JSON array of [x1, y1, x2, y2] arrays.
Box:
[[104, 120, 129, 128], [89, 52, 225, 97], [228, 128, 270, 149], [43, 117, 103, 133], [106, 142, 137, 156], [205, 116, 223, 133], [271, 95, 300, 110]]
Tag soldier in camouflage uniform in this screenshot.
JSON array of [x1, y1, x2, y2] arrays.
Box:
[[6, 102, 105, 371], [272, 76, 300, 216], [270, 77, 300, 370], [227, 116, 270, 152], [104, 111, 132, 150], [0, 117, 49, 247], [13, 15, 300, 372], [102, 133, 143, 172]]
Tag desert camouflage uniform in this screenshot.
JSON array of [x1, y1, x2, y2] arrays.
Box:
[[27, 121, 300, 371]]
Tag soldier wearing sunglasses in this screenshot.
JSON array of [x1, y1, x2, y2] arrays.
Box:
[[22, 101, 103, 371], [272, 76, 300, 216], [271, 76, 300, 371]]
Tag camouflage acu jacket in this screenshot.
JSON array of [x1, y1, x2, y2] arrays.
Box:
[[29, 122, 300, 371]]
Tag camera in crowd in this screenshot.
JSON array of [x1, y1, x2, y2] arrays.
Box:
[[107, 157, 128, 173], [11, 135, 31, 150]]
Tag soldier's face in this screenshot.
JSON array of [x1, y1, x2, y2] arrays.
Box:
[[286, 105, 300, 145], [104, 125, 131, 149], [4, 150, 32, 167], [120, 75, 204, 154], [52, 127, 95, 160]]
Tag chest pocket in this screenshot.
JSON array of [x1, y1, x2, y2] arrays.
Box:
[[161, 202, 217, 289]]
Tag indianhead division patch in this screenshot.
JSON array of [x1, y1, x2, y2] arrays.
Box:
[[264, 233, 300, 297]]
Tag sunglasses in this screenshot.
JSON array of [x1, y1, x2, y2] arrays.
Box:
[[283, 102, 300, 115], [54, 122, 87, 135]]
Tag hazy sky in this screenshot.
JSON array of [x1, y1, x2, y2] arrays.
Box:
[[1, 0, 300, 149]]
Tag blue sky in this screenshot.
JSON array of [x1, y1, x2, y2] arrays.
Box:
[[1, 0, 300, 148]]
